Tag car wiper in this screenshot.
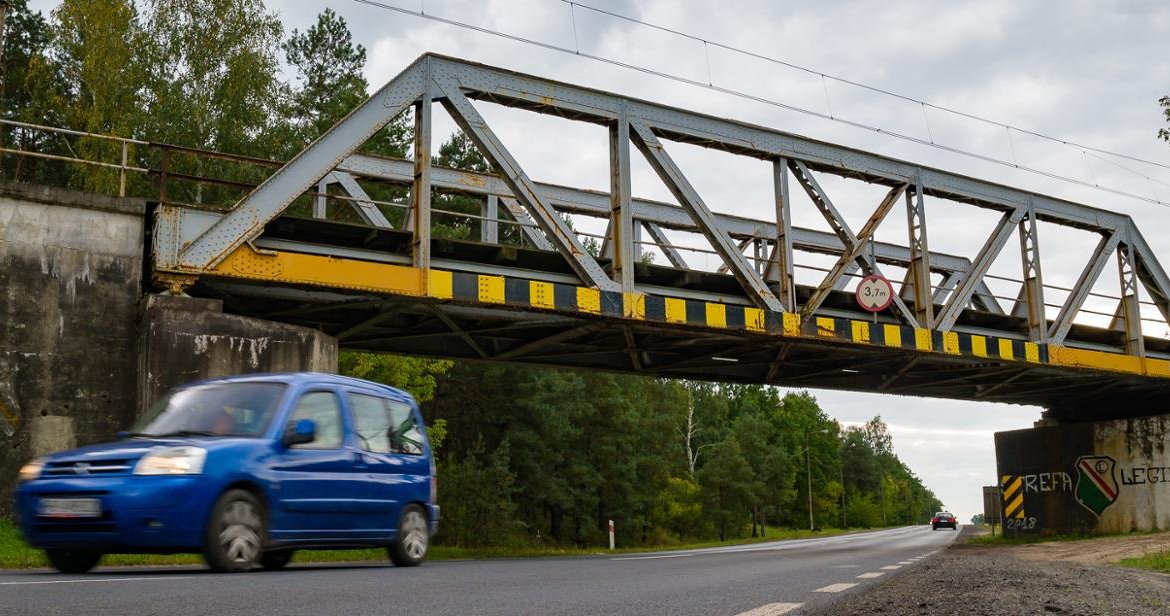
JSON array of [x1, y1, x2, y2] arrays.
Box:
[[150, 430, 221, 438]]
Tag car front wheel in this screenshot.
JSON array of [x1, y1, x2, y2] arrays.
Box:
[[45, 549, 102, 573], [203, 489, 265, 573], [389, 504, 429, 567]]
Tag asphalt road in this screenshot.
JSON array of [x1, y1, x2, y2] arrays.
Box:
[[0, 526, 959, 616]]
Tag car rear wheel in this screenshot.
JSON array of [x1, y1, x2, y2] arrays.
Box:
[[388, 504, 428, 567], [260, 549, 293, 571], [203, 489, 265, 573], [45, 549, 102, 573]]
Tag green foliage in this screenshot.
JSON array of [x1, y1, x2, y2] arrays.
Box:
[[971, 513, 985, 525], [1160, 96, 1170, 144], [650, 476, 704, 540], [437, 439, 521, 547], [698, 436, 756, 541], [844, 493, 883, 528], [1, 0, 70, 185], [46, 0, 147, 193], [337, 351, 451, 404]]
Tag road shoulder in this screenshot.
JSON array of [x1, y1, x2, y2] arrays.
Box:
[[819, 528, 1170, 615]]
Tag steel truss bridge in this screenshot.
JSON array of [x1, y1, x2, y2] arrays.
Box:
[[151, 54, 1170, 420]]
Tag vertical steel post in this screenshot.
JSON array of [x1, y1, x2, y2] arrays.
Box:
[[772, 158, 796, 311], [1018, 203, 1048, 343], [313, 177, 329, 219], [482, 194, 499, 244], [610, 110, 635, 294], [1117, 241, 1145, 357], [412, 94, 433, 271], [119, 141, 128, 197], [905, 174, 933, 328]]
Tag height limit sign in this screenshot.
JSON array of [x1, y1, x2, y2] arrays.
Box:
[[855, 274, 894, 312]]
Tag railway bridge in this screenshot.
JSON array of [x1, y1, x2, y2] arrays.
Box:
[[141, 54, 1170, 422]]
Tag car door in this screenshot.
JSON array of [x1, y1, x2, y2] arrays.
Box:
[[345, 391, 400, 536], [384, 397, 430, 525], [268, 389, 359, 540]]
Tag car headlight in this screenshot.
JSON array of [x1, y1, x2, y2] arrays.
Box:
[[134, 446, 207, 475], [18, 459, 45, 482]]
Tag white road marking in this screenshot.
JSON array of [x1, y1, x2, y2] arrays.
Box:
[[733, 602, 803, 616], [610, 553, 692, 561], [880, 565, 902, 570], [814, 583, 858, 593], [857, 572, 884, 579], [0, 577, 192, 587], [897, 560, 914, 565]]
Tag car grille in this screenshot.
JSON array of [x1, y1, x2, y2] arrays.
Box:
[[43, 459, 133, 476]]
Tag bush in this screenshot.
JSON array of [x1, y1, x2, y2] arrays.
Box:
[[437, 440, 521, 547]]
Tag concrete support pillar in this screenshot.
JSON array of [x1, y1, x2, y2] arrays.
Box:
[[138, 295, 338, 413]]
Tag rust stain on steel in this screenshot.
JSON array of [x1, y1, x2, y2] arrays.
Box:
[[457, 173, 487, 188]]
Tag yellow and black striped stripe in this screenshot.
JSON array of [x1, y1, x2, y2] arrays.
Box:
[[199, 246, 1170, 379], [1001, 475, 1025, 520]]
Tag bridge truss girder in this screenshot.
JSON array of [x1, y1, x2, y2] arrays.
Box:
[[155, 53, 1170, 375]]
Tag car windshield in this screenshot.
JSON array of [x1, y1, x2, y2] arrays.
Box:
[[131, 382, 287, 438], [936, 512, 952, 517]]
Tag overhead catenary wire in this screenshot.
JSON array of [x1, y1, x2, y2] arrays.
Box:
[[560, 0, 1170, 175], [353, 0, 1170, 209]]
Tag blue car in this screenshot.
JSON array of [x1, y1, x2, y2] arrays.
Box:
[[14, 372, 439, 573]]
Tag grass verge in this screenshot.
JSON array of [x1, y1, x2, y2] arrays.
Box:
[[1, 520, 859, 570], [1119, 551, 1170, 574]]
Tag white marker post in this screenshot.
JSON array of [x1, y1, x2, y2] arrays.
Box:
[[608, 519, 615, 550]]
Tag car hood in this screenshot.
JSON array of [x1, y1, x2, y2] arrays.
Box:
[[41, 436, 260, 463]]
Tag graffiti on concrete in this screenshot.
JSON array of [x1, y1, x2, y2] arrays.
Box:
[[1074, 456, 1119, 517]]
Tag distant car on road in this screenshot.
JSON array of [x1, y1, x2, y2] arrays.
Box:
[[15, 373, 438, 573], [931, 511, 958, 530]]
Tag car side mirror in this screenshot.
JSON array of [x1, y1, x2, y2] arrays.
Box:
[[282, 419, 316, 447]]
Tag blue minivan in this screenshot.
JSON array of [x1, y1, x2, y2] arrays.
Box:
[[14, 373, 438, 573]]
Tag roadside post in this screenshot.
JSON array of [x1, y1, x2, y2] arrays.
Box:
[[608, 520, 615, 550], [982, 485, 1002, 537]]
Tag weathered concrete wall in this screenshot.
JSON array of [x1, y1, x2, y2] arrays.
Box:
[[0, 182, 145, 517], [138, 294, 337, 412], [995, 415, 1170, 536], [1, 182, 339, 519]]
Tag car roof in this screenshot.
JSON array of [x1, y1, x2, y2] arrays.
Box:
[[185, 372, 416, 402]]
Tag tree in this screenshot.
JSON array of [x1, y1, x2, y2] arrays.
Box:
[[282, 8, 366, 146], [47, 0, 147, 192], [338, 352, 451, 404], [141, 0, 285, 207], [1160, 96, 1170, 144], [437, 439, 520, 547], [1, 0, 68, 185], [697, 436, 756, 541]]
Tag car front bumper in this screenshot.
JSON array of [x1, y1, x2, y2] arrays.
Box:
[[14, 476, 213, 551]]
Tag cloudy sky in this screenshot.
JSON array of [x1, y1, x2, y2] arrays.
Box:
[[33, 0, 1170, 519]]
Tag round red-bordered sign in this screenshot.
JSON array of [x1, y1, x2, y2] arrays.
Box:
[[855, 274, 894, 312]]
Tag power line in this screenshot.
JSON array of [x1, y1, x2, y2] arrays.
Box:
[[563, 0, 1170, 174], [353, 0, 1170, 209]]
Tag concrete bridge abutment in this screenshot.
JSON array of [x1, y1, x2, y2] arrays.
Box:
[[0, 182, 337, 517], [138, 294, 337, 411]]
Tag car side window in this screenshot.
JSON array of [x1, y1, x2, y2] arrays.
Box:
[[288, 391, 343, 450], [349, 393, 392, 454], [387, 401, 423, 456]]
